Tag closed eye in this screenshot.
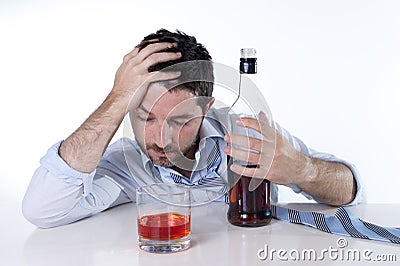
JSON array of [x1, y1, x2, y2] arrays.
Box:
[[137, 116, 154, 122], [171, 120, 189, 127], [171, 119, 192, 127]]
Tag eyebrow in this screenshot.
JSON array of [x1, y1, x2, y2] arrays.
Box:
[[169, 114, 198, 120], [138, 105, 198, 120]]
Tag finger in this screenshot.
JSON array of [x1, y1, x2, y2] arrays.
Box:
[[139, 38, 160, 47], [259, 111, 273, 128], [236, 115, 275, 140], [223, 145, 261, 165], [123, 47, 140, 61], [134, 42, 177, 63], [236, 116, 261, 134], [225, 134, 275, 165], [147, 70, 181, 83], [258, 111, 275, 141], [248, 174, 266, 191], [230, 164, 266, 179], [124, 39, 162, 59], [139, 51, 182, 72], [224, 134, 263, 151], [226, 145, 274, 167]]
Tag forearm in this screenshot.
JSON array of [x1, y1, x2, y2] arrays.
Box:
[[59, 91, 129, 173], [297, 157, 357, 206]]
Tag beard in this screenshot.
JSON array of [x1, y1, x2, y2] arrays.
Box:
[[143, 134, 200, 168]]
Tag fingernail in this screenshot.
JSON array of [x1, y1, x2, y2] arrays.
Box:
[[173, 42, 178, 47]]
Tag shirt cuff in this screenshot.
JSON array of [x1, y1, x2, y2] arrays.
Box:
[[39, 141, 96, 197]]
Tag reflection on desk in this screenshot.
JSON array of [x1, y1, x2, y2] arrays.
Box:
[[7, 202, 400, 265]]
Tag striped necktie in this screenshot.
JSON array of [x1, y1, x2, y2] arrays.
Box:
[[271, 204, 400, 244]]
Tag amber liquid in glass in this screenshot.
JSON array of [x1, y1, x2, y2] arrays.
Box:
[[138, 212, 190, 241], [227, 166, 272, 227]]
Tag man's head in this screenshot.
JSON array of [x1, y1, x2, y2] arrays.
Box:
[[131, 29, 215, 169], [136, 28, 214, 100]]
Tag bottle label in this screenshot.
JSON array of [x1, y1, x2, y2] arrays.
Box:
[[240, 58, 257, 74]]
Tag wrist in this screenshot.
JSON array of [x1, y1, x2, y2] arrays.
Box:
[[107, 89, 133, 115], [110, 85, 134, 101]]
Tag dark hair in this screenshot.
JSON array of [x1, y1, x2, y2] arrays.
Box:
[[137, 29, 214, 102]]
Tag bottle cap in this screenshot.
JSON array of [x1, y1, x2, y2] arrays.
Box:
[[240, 48, 257, 59]]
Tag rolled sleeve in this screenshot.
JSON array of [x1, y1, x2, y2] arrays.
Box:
[[40, 141, 96, 197]]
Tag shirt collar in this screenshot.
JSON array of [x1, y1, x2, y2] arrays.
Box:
[[199, 116, 225, 140]]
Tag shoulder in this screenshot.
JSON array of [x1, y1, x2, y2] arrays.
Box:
[[205, 107, 230, 133]]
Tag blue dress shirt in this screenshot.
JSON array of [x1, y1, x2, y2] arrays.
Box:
[[22, 108, 363, 228]]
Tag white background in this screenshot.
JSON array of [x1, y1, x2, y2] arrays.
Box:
[[1, 0, 399, 210]]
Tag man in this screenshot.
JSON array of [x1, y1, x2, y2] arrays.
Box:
[[22, 29, 362, 228]]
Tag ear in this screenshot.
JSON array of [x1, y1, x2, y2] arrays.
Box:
[[204, 97, 215, 114]]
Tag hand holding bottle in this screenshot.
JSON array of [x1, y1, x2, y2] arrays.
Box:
[[223, 111, 275, 179], [224, 111, 311, 186]]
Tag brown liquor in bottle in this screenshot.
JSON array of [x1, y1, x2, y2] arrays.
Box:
[[227, 166, 272, 227]]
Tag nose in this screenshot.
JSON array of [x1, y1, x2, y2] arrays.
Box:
[[154, 120, 173, 148]]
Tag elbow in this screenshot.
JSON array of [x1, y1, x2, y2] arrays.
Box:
[[22, 209, 52, 229], [22, 197, 55, 229], [22, 165, 94, 228], [22, 192, 98, 229], [328, 184, 358, 207]]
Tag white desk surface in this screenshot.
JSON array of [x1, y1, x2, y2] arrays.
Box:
[[2, 201, 399, 266]]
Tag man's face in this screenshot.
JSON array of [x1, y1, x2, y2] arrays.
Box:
[[130, 83, 212, 169]]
